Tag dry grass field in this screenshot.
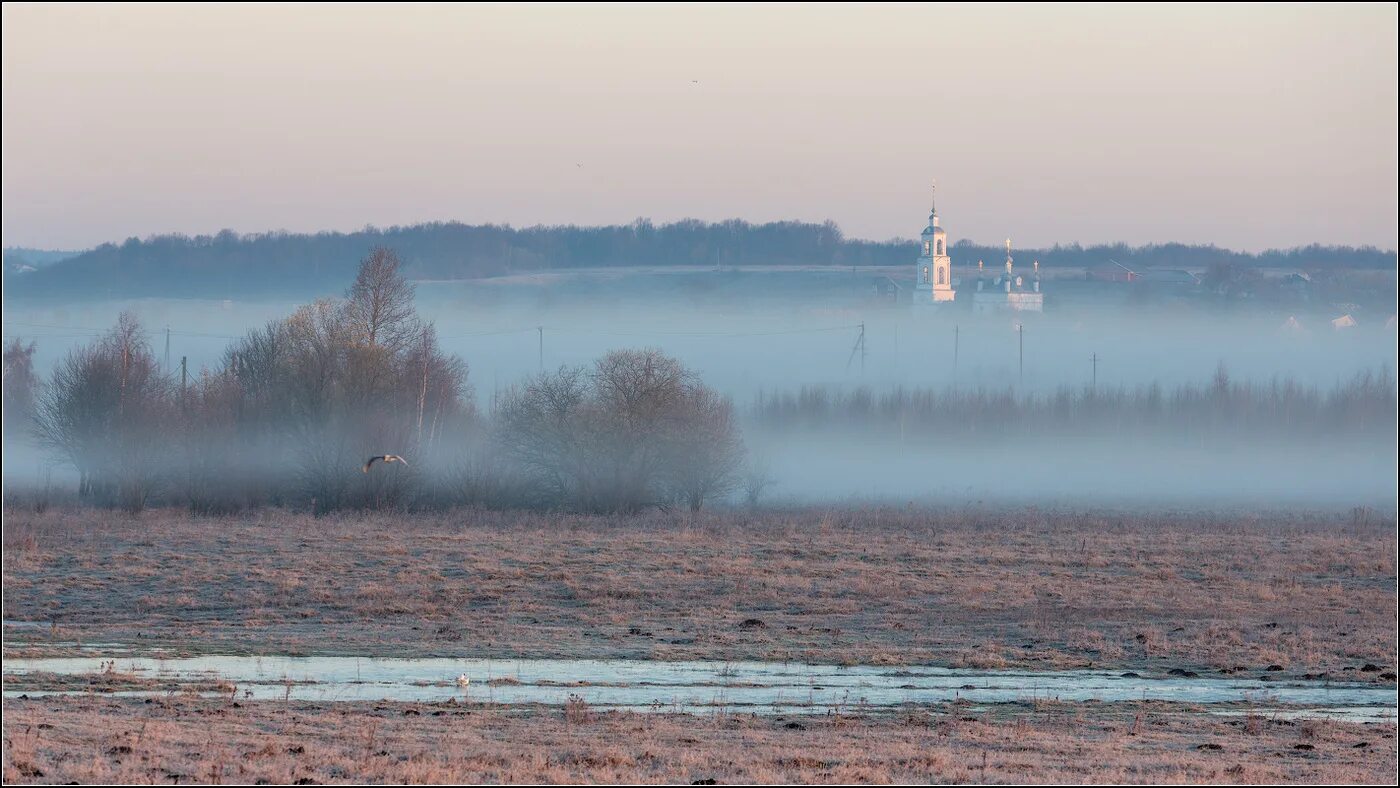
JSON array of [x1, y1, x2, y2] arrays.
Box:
[[2, 695, 1395, 784], [2, 505, 1396, 677]]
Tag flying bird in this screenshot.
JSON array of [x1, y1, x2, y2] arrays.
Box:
[[362, 454, 409, 473]]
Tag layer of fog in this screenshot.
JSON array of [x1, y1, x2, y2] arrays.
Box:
[[4, 269, 1396, 507], [752, 434, 1396, 509]]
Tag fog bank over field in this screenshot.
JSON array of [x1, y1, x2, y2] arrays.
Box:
[[753, 435, 1395, 509], [3, 267, 1396, 508], [5, 270, 1395, 395]]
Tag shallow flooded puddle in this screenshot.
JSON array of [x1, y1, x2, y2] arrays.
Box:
[[4, 656, 1395, 718]]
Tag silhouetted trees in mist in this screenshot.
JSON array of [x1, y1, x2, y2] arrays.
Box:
[[750, 368, 1398, 439], [16, 247, 746, 514]]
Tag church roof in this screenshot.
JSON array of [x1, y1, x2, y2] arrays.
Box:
[[975, 273, 1041, 293]]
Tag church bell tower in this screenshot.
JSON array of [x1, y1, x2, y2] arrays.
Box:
[[916, 181, 955, 303]]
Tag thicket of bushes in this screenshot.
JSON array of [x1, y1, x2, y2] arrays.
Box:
[[3, 249, 745, 514]]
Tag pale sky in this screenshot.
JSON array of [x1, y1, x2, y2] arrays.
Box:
[[2, 2, 1396, 252]]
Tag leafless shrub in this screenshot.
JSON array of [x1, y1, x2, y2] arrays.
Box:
[[662, 384, 744, 511], [497, 349, 745, 513], [741, 458, 777, 509], [33, 313, 172, 512], [1, 466, 58, 514], [564, 694, 593, 724], [1243, 712, 1264, 736]]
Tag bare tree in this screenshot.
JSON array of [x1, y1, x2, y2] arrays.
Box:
[[741, 458, 777, 509], [495, 366, 591, 507], [223, 319, 293, 428], [283, 298, 351, 424], [11, 248, 479, 515], [497, 349, 745, 513], [664, 384, 744, 511], [2, 338, 38, 436], [587, 349, 692, 512], [207, 253, 470, 513], [343, 247, 419, 352], [33, 313, 171, 511], [402, 323, 472, 450]]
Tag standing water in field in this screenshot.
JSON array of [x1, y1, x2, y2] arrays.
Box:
[[4, 656, 1396, 718]]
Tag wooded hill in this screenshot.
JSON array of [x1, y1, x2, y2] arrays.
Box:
[[5, 218, 1392, 300]]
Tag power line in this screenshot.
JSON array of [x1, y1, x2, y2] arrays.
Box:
[[169, 329, 240, 339], [437, 324, 862, 340], [587, 324, 862, 338], [1, 321, 239, 340], [2, 321, 106, 333], [2, 333, 105, 340], [437, 327, 540, 340]]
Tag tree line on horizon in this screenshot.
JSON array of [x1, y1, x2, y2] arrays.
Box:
[[5, 219, 1393, 299]]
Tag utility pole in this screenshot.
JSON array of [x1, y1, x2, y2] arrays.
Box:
[[417, 329, 429, 439], [537, 326, 544, 372], [953, 325, 960, 382], [1018, 323, 1024, 386], [893, 319, 899, 373], [846, 322, 867, 374], [180, 356, 187, 405], [164, 326, 171, 373], [1091, 352, 1098, 393]]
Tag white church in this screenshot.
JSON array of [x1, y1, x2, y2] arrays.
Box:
[[913, 185, 1043, 313]]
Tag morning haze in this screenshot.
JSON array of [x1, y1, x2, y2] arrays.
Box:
[[3, 2, 1396, 251], [2, 5, 1398, 785]]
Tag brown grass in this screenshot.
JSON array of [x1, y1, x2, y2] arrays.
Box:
[[1, 695, 1394, 784], [2, 505, 1396, 676]]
